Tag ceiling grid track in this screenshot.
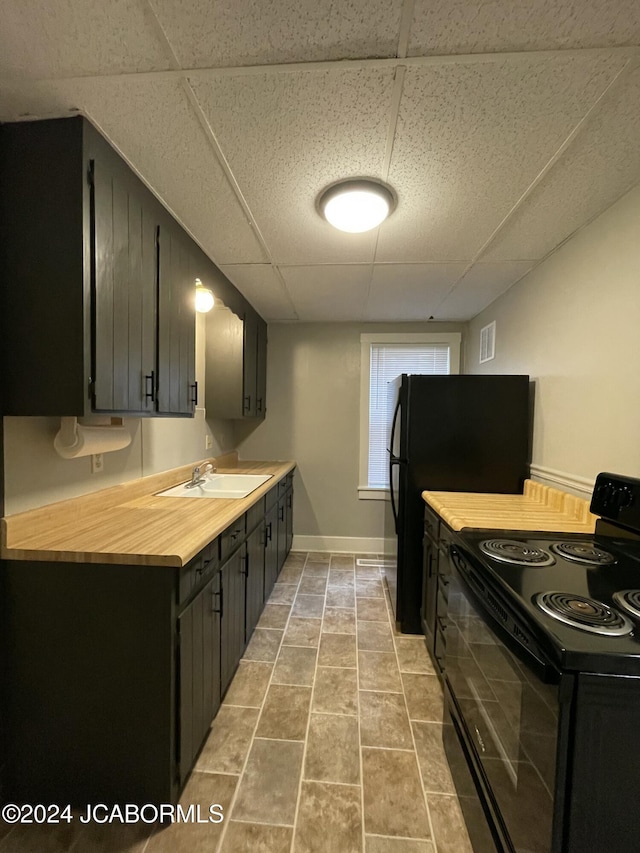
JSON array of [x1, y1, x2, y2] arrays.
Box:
[[432, 51, 640, 317]]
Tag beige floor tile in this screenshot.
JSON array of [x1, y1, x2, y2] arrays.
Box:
[[232, 739, 304, 825], [356, 579, 385, 598], [328, 570, 356, 589], [242, 628, 283, 662], [356, 565, 384, 579], [394, 639, 435, 674], [269, 583, 298, 605], [145, 771, 237, 851], [292, 594, 325, 618], [330, 554, 356, 569], [272, 645, 318, 686], [323, 606, 357, 634], [362, 749, 430, 839], [2, 822, 85, 853], [426, 794, 474, 853], [304, 713, 360, 785], [219, 821, 292, 853], [307, 552, 331, 563], [358, 621, 395, 652], [256, 684, 312, 740], [284, 552, 307, 567], [283, 617, 322, 648], [365, 836, 435, 852], [412, 722, 456, 794], [326, 587, 356, 608], [294, 781, 362, 853], [196, 705, 259, 774], [312, 667, 358, 715], [401, 673, 443, 722], [358, 651, 403, 692], [71, 821, 153, 853], [357, 597, 389, 622], [304, 563, 330, 578], [318, 632, 357, 668], [257, 602, 291, 629], [298, 575, 328, 595], [223, 660, 273, 707], [359, 691, 414, 749], [279, 566, 303, 584]]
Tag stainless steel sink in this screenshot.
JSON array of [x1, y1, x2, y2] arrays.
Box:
[[156, 473, 273, 499]]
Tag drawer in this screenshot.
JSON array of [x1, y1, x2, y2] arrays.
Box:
[[219, 515, 246, 564], [424, 505, 440, 542], [265, 484, 279, 511], [246, 496, 265, 534], [277, 476, 288, 499], [177, 538, 218, 606], [439, 523, 456, 551]]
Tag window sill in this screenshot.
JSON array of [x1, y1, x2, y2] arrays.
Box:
[[358, 487, 390, 501]]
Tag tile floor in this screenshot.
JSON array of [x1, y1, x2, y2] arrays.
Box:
[[0, 552, 475, 853]]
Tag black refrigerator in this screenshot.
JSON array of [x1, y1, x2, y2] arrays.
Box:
[[384, 374, 531, 634]]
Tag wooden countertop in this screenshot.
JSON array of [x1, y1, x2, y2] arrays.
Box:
[[1, 454, 295, 567], [422, 479, 597, 533]]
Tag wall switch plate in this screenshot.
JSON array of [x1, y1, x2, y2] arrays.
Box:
[[91, 453, 104, 474], [205, 434, 213, 450]]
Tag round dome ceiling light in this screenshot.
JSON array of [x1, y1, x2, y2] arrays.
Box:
[[318, 179, 396, 233], [194, 278, 215, 313]]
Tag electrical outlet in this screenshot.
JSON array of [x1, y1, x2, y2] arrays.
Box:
[[205, 434, 213, 450], [91, 453, 104, 474]]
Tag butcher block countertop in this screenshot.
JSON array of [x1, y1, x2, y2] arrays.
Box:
[[423, 479, 597, 533], [1, 453, 295, 567]]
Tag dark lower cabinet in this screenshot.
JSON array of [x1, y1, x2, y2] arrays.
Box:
[[422, 505, 453, 676], [220, 546, 248, 696], [285, 487, 294, 554], [264, 502, 279, 599], [246, 521, 266, 640]]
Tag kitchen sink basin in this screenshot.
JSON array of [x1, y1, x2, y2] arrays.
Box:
[[156, 473, 273, 500]]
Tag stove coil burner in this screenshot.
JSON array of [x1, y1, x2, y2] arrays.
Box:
[[479, 539, 555, 567], [612, 590, 640, 621], [549, 541, 616, 566], [535, 592, 633, 636]]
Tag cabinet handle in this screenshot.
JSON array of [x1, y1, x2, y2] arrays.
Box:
[[266, 522, 272, 543], [212, 588, 223, 616], [145, 371, 156, 403], [241, 554, 249, 578], [278, 505, 284, 522], [243, 394, 251, 412], [256, 397, 263, 412], [190, 381, 198, 407]]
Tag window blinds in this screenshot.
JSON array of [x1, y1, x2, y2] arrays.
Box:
[[368, 344, 450, 488]]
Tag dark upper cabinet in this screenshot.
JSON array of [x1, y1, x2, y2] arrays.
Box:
[[242, 311, 258, 417], [0, 115, 198, 417], [256, 318, 267, 418]]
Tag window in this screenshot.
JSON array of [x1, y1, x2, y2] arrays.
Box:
[[358, 332, 461, 498]]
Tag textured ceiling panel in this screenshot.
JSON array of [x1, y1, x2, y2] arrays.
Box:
[[189, 68, 396, 265], [219, 265, 297, 321], [0, 0, 172, 78], [151, 0, 405, 67], [365, 264, 467, 321], [436, 261, 535, 320], [280, 265, 372, 321], [409, 0, 640, 55], [376, 53, 627, 264], [483, 67, 640, 262], [0, 76, 268, 265]]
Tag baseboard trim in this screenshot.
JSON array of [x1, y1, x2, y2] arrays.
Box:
[[292, 535, 395, 555], [529, 464, 595, 498]]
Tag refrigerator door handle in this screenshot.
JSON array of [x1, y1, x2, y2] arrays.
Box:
[[388, 395, 402, 532]]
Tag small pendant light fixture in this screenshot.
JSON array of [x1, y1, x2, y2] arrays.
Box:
[[194, 278, 215, 313], [318, 178, 396, 233]]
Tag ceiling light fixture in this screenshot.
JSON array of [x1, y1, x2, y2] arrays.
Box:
[[318, 179, 396, 233], [194, 278, 215, 313]]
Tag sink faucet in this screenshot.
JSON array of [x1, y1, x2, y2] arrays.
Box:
[[185, 461, 216, 489]]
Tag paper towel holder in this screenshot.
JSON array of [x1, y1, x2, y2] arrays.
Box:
[[54, 416, 132, 460]]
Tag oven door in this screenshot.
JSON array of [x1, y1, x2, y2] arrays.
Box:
[[444, 548, 565, 853]]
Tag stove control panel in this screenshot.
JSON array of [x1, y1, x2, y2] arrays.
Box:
[[591, 473, 639, 530]]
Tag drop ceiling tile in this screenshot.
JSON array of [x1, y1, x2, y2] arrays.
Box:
[[364, 264, 467, 321], [219, 265, 298, 321], [151, 0, 404, 68], [409, 0, 640, 55], [435, 261, 535, 320], [279, 265, 372, 321], [484, 67, 640, 262], [376, 53, 627, 264], [0, 76, 267, 265], [189, 68, 396, 264], [0, 0, 173, 78]]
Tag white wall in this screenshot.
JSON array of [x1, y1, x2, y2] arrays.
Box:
[[466, 184, 640, 493], [3, 314, 236, 514], [236, 322, 466, 552]]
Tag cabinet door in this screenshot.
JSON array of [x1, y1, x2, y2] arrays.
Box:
[[242, 311, 258, 417], [246, 522, 266, 641], [421, 534, 437, 652], [157, 221, 197, 415], [277, 498, 288, 575], [204, 306, 244, 418], [264, 503, 279, 600], [220, 547, 247, 695], [256, 318, 267, 418], [91, 159, 157, 413]]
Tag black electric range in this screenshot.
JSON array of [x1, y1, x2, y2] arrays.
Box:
[[441, 473, 640, 853]]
